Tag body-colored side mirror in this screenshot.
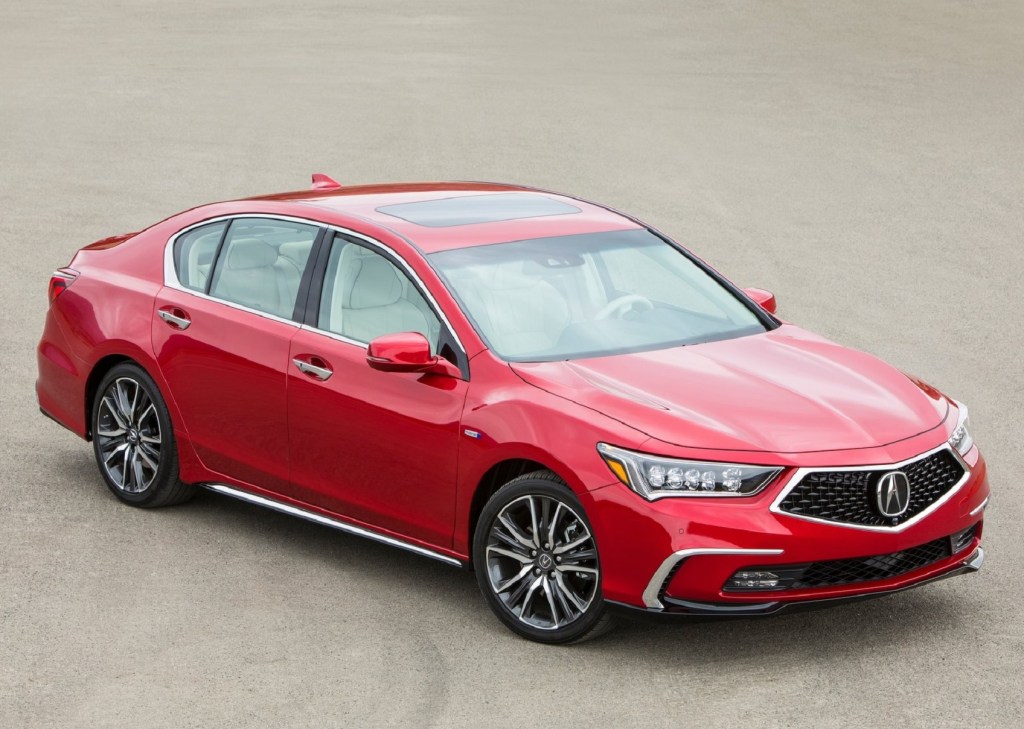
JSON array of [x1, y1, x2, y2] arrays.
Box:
[[744, 287, 777, 315], [366, 332, 459, 377]]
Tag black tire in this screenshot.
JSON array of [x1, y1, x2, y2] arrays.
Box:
[[473, 471, 615, 644], [90, 362, 195, 507]]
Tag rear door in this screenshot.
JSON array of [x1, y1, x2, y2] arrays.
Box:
[[286, 232, 469, 548], [153, 217, 322, 492]]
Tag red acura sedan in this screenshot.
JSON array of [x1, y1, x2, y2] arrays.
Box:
[[37, 177, 989, 643]]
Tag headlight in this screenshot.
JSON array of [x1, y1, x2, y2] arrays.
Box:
[[948, 401, 974, 456], [597, 443, 783, 500]]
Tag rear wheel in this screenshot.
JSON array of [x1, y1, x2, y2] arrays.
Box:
[[91, 363, 194, 507], [473, 471, 614, 643]]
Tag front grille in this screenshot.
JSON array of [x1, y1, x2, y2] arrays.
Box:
[[778, 448, 965, 527], [723, 524, 978, 592], [793, 538, 949, 588]]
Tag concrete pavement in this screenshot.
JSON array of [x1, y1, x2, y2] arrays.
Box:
[[2, 1, 1022, 727]]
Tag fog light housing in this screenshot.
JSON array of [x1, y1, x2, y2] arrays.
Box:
[[726, 571, 782, 590]]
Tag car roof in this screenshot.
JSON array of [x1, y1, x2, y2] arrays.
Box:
[[246, 182, 642, 253]]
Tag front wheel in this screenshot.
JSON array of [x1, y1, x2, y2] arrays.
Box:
[[473, 471, 614, 643], [91, 362, 195, 507]]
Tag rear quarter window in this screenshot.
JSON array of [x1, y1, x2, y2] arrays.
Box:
[[173, 222, 228, 293]]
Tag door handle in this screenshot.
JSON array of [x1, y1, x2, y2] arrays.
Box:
[[293, 357, 333, 381], [158, 307, 191, 330]]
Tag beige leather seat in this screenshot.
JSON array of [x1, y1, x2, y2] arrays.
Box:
[[454, 262, 570, 356], [275, 240, 311, 313], [331, 246, 430, 344], [211, 238, 303, 318]]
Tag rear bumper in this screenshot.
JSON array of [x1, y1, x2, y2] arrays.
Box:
[[607, 546, 984, 621], [37, 306, 87, 438]]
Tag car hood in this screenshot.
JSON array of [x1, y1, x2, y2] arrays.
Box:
[[510, 326, 948, 453]]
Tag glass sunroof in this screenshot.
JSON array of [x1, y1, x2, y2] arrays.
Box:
[[376, 193, 581, 227]]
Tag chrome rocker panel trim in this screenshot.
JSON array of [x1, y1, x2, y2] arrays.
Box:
[[203, 483, 463, 567], [769, 443, 972, 534]]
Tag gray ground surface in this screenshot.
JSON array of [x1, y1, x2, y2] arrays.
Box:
[[2, 1, 1022, 727]]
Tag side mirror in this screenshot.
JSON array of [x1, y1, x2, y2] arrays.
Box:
[[743, 287, 777, 315], [366, 332, 459, 377]]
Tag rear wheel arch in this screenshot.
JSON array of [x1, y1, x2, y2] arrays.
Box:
[[90, 361, 196, 507], [84, 350, 185, 442], [84, 355, 133, 439]]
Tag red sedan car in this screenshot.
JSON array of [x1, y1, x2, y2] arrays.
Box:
[[37, 177, 989, 643]]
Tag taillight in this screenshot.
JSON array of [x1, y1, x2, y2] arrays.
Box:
[[48, 269, 78, 304]]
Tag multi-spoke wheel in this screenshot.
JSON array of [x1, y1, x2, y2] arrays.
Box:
[[91, 363, 194, 507], [473, 471, 614, 643]]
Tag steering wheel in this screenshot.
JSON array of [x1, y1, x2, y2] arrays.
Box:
[[596, 294, 655, 320]]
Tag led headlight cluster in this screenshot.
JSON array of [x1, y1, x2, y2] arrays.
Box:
[[597, 443, 782, 500], [948, 401, 974, 456]]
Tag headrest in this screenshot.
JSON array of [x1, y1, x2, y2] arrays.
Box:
[[348, 256, 404, 309], [469, 260, 536, 290], [278, 241, 310, 269], [225, 239, 277, 270]]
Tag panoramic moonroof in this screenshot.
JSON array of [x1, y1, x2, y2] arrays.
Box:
[[376, 193, 581, 227]]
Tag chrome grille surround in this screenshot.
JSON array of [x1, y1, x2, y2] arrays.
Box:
[[770, 443, 971, 533]]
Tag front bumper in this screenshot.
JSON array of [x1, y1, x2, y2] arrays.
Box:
[[606, 547, 984, 620], [580, 444, 989, 613]]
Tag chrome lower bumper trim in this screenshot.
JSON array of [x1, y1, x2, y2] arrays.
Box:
[[642, 548, 785, 609], [202, 483, 463, 567], [969, 496, 990, 517], [626, 545, 984, 619]]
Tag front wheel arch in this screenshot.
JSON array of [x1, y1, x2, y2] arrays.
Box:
[[467, 458, 550, 559], [472, 472, 614, 643]]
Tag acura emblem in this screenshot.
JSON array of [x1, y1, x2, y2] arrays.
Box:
[[876, 471, 912, 518]]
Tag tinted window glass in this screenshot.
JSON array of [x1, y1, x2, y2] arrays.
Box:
[[208, 218, 318, 319], [376, 193, 580, 227], [318, 239, 441, 352], [430, 229, 768, 362], [173, 222, 227, 293]]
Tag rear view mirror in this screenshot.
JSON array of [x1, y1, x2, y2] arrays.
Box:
[[743, 287, 777, 315]]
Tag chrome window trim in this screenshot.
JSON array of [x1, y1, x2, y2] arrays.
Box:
[[303, 229, 466, 356], [769, 442, 972, 533], [203, 483, 463, 567], [642, 547, 785, 609], [162, 213, 467, 356], [297, 323, 367, 349], [162, 214, 313, 328]]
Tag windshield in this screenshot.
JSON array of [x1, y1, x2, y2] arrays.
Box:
[[430, 229, 771, 362]]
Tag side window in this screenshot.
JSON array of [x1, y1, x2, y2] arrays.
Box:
[[208, 218, 318, 319], [173, 222, 227, 293], [318, 238, 442, 352]]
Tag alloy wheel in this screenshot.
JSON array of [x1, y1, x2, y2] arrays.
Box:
[[484, 494, 600, 631], [95, 377, 162, 494]]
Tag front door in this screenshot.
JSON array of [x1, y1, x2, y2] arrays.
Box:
[[287, 235, 467, 548]]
